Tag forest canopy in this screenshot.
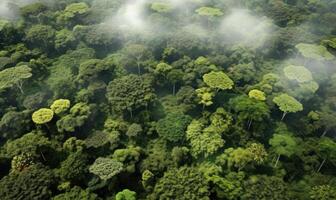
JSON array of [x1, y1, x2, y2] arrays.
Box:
[[0, 0, 336, 199]]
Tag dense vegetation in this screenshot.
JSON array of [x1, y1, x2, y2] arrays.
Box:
[[0, 0, 336, 199]]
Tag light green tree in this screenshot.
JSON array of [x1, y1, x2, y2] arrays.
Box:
[[273, 93, 303, 120], [89, 157, 123, 180], [0, 65, 32, 93], [269, 134, 297, 167], [203, 71, 234, 92], [32, 108, 54, 125], [295, 43, 334, 61], [50, 99, 71, 115], [196, 87, 215, 108], [283, 65, 313, 83], [116, 189, 136, 200], [248, 89, 266, 101]]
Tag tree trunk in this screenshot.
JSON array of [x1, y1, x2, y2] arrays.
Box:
[[40, 151, 46, 161], [16, 81, 24, 94], [317, 158, 326, 172], [281, 112, 287, 121], [137, 62, 141, 75], [172, 83, 176, 96], [321, 129, 328, 137], [129, 109, 133, 119], [274, 154, 280, 167], [247, 119, 253, 130]]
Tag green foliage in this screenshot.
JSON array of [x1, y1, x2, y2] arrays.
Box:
[[156, 112, 192, 143], [296, 43, 334, 61], [0, 110, 31, 139], [56, 103, 92, 132], [196, 7, 224, 17], [32, 108, 54, 125], [57, 3, 90, 26], [89, 157, 123, 180], [242, 175, 290, 200], [310, 185, 336, 200], [112, 146, 142, 173], [116, 189, 137, 200], [196, 87, 215, 107], [186, 108, 231, 158], [203, 71, 234, 91], [58, 151, 88, 182], [106, 75, 156, 115], [249, 89, 266, 101], [273, 93, 303, 119], [52, 186, 101, 200], [25, 25, 56, 49], [151, 2, 173, 13], [284, 65, 313, 83], [0, 65, 32, 92], [5, 131, 51, 157], [0, 164, 56, 200], [50, 99, 71, 115], [150, 167, 209, 200]]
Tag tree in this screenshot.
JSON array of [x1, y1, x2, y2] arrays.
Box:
[[11, 153, 35, 173], [269, 133, 297, 167], [284, 65, 313, 83], [273, 93, 303, 120], [156, 112, 192, 143], [55, 29, 76, 51], [57, 3, 90, 27], [196, 87, 215, 108], [248, 89, 266, 101], [76, 59, 108, 84], [126, 123, 142, 138], [0, 65, 32, 93], [242, 175, 289, 200], [89, 157, 123, 180], [116, 189, 136, 200], [203, 71, 234, 92], [295, 43, 334, 61], [0, 164, 56, 200], [52, 186, 101, 200], [120, 44, 152, 75], [4, 131, 52, 158], [106, 75, 155, 117], [167, 69, 184, 95], [311, 110, 336, 137], [25, 25, 56, 49], [229, 95, 270, 129], [32, 108, 54, 125], [316, 138, 336, 172], [112, 146, 142, 173], [310, 185, 336, 200], [186, 111, 227, 158], [195, 7, 223, 26], [0, 110, 31, 139], [58, 151, 89, 182], [151, 2, 173, 13], [50, 99, 71, 115], [149, 167, 209, 200]]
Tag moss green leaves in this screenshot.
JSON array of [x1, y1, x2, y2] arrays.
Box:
[[0, 65, 32, 93], [196, 7, 223, 17], [273, 93, 303, 120], [284, 65, 313, 83], [156, 112, 192, 143], [50, 99, 70, 115], [248, 89, 266, 101], [295, 43, 334, 61], [269, 134, 297, 167], [203, 71, 234, 91], [89, 157, 123, 180], [32, 108, 54, 125]]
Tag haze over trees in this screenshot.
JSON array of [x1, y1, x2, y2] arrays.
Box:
[[0, 0, 335, 199]]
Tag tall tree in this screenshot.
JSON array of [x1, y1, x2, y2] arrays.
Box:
[[273, 93, 303, 120]]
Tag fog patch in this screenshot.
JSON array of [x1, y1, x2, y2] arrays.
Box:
[[220, 9, 274, 48]]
